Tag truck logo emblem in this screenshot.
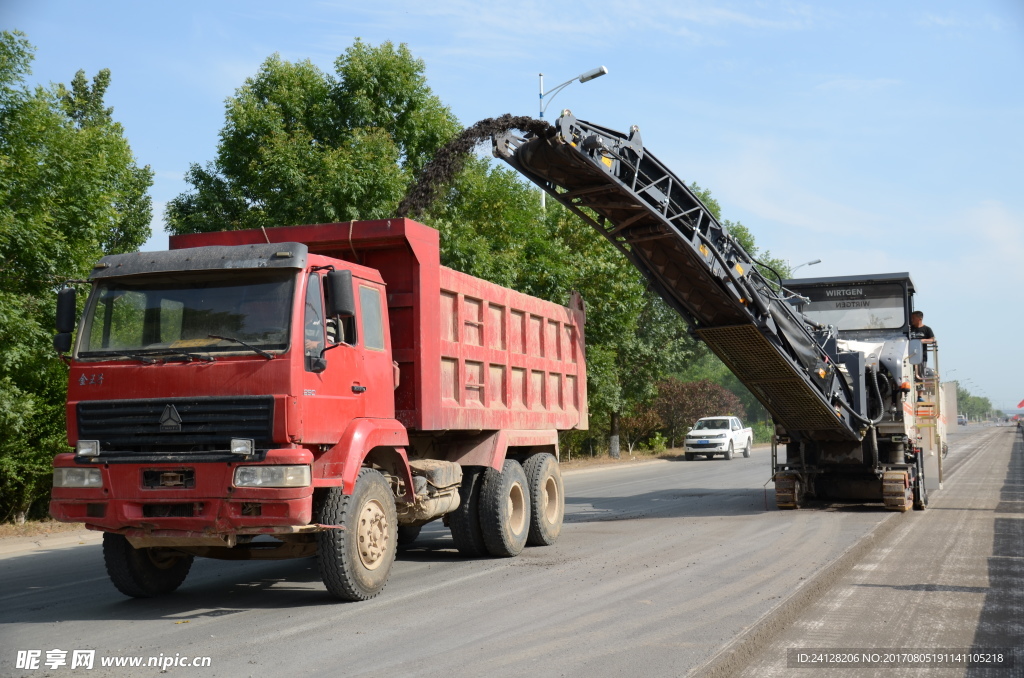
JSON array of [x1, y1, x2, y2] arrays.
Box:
[[159, 405, 182, 432]]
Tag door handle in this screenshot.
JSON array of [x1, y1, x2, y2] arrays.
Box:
[[352, 385, 367, 394]]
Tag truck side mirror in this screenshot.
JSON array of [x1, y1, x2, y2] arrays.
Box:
[[908, 339, 923, 365], [53, 333, 73, 353], [56, 287, 77, 333], [326, 270, 356, 318]]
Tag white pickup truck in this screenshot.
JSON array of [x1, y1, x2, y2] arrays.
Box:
[[684, 416, 752, 461]]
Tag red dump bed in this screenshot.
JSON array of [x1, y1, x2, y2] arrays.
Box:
[[170, 218, 588, 433]]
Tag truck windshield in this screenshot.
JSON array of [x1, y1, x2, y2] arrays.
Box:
[[694, 419, 729, 430], [78, 270, 295, 360], [796, 283, 906, 331]]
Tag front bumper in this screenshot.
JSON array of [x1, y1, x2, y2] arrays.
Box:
[[49, 448, 315, 536], [685, 441, 727, 451]]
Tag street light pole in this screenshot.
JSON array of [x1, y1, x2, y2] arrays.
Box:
[[537, 66, 608, 210]]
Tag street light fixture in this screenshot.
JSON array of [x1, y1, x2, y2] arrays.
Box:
[[790, 259, 822, 275], [537, 66, 608, 210], [539, 66, 608, 119]]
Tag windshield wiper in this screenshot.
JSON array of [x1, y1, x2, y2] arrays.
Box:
[[90, 351, 159, 364], [207, 335, 274, 360], [159, 350, 215, 363]]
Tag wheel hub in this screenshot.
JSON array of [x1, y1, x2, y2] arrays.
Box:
[[507, 483, 526, 535], [357, 499, 389, 570], [542, 476, 559, 523]]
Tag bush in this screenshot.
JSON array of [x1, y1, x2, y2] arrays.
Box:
[[752, 420, 774, 445], [648, 432, 668, 454]]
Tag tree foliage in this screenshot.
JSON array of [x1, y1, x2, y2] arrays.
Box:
[[0, 30, 152, 522], [956, 384, 993, 421], [166, 40, 459, 234]]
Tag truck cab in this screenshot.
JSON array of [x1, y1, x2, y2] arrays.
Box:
[[51, 242, 406, 538]]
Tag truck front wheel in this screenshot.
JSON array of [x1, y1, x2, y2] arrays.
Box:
[[523, 453, 564, 546], [479, 459, 531, 557], [103, 533, 193, 598], [724, 441, 734, 460], [316, 469, 397, 601]]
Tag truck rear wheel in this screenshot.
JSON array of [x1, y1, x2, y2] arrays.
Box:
[[449, 466, 488, 557], [316, 469, 397, 601], [103, 533, 193, 598], [523, 453, 564, 546], [742, 439, 751, 458], [479, 459, 530, 557]]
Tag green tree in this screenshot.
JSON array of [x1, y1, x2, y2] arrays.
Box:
[[956, 384, 992, 421], [653, 378, 746, 446], [0, 30, 152, 522], [166, 40, 459, 234]]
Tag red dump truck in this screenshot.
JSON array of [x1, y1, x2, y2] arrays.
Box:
[[49, 218, 587, 600]]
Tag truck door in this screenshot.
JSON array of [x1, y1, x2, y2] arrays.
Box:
[[301, 272, 365, 442], [353, 281, 395, 419]]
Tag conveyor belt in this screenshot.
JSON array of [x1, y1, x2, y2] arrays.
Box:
[[493, 112, 859, 442]]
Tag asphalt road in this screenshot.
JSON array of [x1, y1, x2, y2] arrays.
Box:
[[0, 427, 1005, 678]]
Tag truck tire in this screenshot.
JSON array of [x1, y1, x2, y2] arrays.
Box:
[[522, 453, 564, 546], [743, 439, 751, 458], [724, 441, 734, 460], [449, 466, 488, 557], [102, 532, 193, 598], [685, 452, 695, 461], [397, 525, 422, 548], [316, 468, 397, 601], [479, 459, 530, 557]]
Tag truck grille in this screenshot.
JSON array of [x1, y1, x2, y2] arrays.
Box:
[[77, 396, 274, 460]]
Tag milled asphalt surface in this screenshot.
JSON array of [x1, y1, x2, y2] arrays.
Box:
[[0, 427, 1011, 677], [732, 425, 1022, 678]]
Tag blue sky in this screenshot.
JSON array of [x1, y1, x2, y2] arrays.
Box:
[[6, 0, 1023, 413]]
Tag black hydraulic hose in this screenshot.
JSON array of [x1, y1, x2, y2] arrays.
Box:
[[866, 424, 879, 469], [867, 367, 885, 425], [835, 396, 873, 426], [834, 367, 886, 427]]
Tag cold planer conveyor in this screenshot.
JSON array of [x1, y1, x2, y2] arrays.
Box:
[[493, 112, 862, 445]]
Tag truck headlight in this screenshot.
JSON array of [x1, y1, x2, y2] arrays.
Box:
[[76, 440, 100, 457], [53, 467, 103, 488], [233, 465, 311, 488], [230, 438, 255, 456]]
